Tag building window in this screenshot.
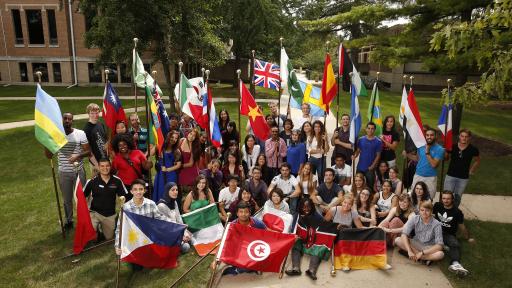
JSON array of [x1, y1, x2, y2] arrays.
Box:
[[19, 63, 28, 82], [47, 10, 58, 46], [88, 63, 102, 83], [105, 63, 118, 83], [11, 9, 24, 45], [52, 63, 62, 83], [120, 64, 131, 83], [26, 10, 45, 45], [32, 63, 49, 82]]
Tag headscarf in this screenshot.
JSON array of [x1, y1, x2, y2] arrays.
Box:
[[158, 182, 178, 210]]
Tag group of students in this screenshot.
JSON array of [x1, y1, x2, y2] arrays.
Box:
[[48, 100, 480, 279]]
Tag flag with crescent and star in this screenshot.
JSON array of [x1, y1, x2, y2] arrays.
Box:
[[240, 80, 270, 141]]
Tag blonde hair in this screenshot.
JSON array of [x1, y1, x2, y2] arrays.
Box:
[[86, 103, 100, 114], [420, 200, 433, 211]]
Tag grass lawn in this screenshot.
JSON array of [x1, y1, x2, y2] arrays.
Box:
[[439, 220, 512, 288]]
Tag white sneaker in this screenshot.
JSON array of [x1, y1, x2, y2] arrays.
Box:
[[448, 263, 459, 274], [342, 267, 350, 272], [448, 263, 469, 277]]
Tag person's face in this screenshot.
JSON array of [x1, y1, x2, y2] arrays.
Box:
[[324, 172, 334, 183], [98, 161, 111, 176], [63, 114, 73, 129], [414, 184, 424, 197], [116, 123, 127, 134], [291, 132, 299, 142], [335, 157, 344, 167], [131, 184, 145, 200], [269, 103, 278, 114], [425, 130, 436, 144], [385, 117, 394, 129], [237, 208, 251, 222], [228, 179, 238, 189], [341, 198, 352, 211], [314, 123, 321, 134], [171, 133, 179, 145], [118, 141, 129, 154], [382, 182, 392, 193], [187, 130, 196, 142], [129, 115, 139, 127], [196, 179, 207, 191], [228, 155, 236, 164], [169, 186, 179, 199], [301, 104, 310, 115], [359, 190, 370, 201], [399, 199, 409, 210], [419, 207, 432, 220], [379, 162, 388, 173], [280, 166, 290, 177], [459, 132, 470, 145], [253, 169, 261, 180], [200, 134, 207, 143], [366, 125, 376, 136], [247, 137, 255, 148], [355, 177, 364, 188], [303, 123, 312, 133], [211, 162, 220, 173], [284, 122, 292, 130], [442, 194, 454, 207], [301, 202, 312, 215], [271, 128, 279, 139], [89, 110, 100, 122], [271, 193, 281, 205], [389, 169, 397, 179], [170, 118, 178, 128], [302, 164, 311, 175], [341, 116, 350, 126], [266, 116, 274, 126], [220, 111, 228, 120], [257, 156, 265, 166], [241, 190, 251, 202], [227, 125, 234, 132]]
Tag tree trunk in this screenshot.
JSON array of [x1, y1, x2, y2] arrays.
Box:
[[162, 60, 176, 113]]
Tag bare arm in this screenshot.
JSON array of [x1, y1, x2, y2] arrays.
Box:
[[469, 155, 481, 175], [353, 215, 364, 228], [183, 194, 193, 213]]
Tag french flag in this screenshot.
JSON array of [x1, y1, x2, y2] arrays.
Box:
[[207, 88, 222, 148], [120, 210, 186, 269], [437, 92, 453, 151]]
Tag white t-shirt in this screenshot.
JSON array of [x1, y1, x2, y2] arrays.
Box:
[[297, 174, 318, 195], [270, 174, 298, 195], [218, 187, 240, 209], [58, 129, 88, 173], [331, 164, 352, 179], [242, 144, 261, 171]]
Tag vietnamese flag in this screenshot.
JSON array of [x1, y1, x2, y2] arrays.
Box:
[[218, 223, 295, 273], [73, 177, 96, 254], [320, 53, 338, 113], [240, 80, 270, 141], [333, 228, 387, 270]]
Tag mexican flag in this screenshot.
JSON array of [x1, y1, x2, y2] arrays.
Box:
[[181, 203, 224, 256], [174, 74, 206, 127]]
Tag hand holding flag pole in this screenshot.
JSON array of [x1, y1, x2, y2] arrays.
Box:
[[115, 196, 126, 288], [133, 38, 139, 113]]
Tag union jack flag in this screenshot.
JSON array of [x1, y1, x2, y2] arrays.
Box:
[[254, 59, 280, 91]]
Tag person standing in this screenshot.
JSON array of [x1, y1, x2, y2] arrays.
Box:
[[407, 128, 445, 200], [287, 130, 307, 176], [269, 101, 287, 132], [331, 114, 353, 166], [307, 120, 329, 183], [83, 103, 107, 171], [352, 122, 382, 191], [443, 129, 480, 207], [128, 113, 149, 154], [46, 112, 92, 230], [265, 126, 287, 177], [152, 131, 182, 203], [380, 116, 400, 168]]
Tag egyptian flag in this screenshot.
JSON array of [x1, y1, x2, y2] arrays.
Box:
[[294, 215, 338, 261], [333, 228, 387, 270], [399, 85, 426, 152]]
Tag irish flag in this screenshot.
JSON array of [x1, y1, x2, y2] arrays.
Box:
[[182, 203, 224, 256]]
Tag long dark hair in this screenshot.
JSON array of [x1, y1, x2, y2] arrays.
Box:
[[244, 134, 256, 155], [411, 181, 430, 206], [191, 175, 209, 201], [356, 188, 372, 211], [383, 115, 397, 132], [375, 161, 390, 186], [300, 121, 313, 142], [311, 120, 326, 150], [219, 109, 230, 129], [183, 129, 201, 162]]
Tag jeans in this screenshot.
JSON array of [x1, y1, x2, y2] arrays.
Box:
[[443, 175, 469, 208], [443, 233, 461, 263], [309, 156, 325, 184]]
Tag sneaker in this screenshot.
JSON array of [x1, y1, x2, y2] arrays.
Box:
[[305, 270, 317, 280], [382, 264, 392, 270], [285, 269, 301, 276], [449, 263, 469, 277], [448, 263, 459, 274], [422, 260, 432, 266]]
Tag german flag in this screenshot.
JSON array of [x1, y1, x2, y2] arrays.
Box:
[[295, 216, 337, 261], [334, 228, 387, 270]]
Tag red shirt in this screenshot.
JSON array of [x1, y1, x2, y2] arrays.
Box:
[[112, 150, 147, 186]]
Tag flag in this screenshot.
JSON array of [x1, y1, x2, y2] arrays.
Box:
[[207, 88, 223, 148], [120, 210, 186, 269], [133, 48, 161, 94], [437, 88, 453, 151], [289, 80, 325, 117], [254, 206, 293, 233], [145, 86, 164, 152], [240, 80, 270, 141], [73, 178, 96, 254], [349, 84, 362, 145], [294, 216, 338, 260], [152, 83, 171, 138], [34, 84, 68, 153], [102, 82, 127, 132], [320, 53, 338, 113], [281, 47, 304, 105], [218, 223, 295, 273], [399, 86, 426, 150], [254, 59, 280, 90], [367, 82, 382, 136], [338, 43, 367, 96], [333, 228, 387, 270], [174, 75, 207, 128], [182, 203, 224, 256]]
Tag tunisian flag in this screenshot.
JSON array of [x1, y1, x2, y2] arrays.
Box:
[[218, 223, 295, 273], [240, 80, 270, 141], [73, 177, 96, 254]]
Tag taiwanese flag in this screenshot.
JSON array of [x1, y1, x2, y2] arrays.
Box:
[[102, 82, 127, 132], [73, 177, 96, 254], [240, 80, 270, 141], [120, 210, 186, 269], [218, 223, 295, 273], [333, 228, 387, 270], [295, 216, 338, 260]]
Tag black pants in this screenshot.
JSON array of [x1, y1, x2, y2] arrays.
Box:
[[291, 249, 321, 273], [443, 233, 461, 263]]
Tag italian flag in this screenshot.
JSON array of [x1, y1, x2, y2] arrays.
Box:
[[175, 74, 205, 126], [182, 203, 224, 256]]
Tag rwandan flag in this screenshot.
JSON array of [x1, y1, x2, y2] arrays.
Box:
[[34, 84, 68, 153], [334, 228, 387, 270], [120, 210, 186, 269], [145, 86, 164, 153], [367, 82, 382, 136]]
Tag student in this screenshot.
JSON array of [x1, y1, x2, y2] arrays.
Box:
[[157, 182, 191, 253], [380, 115, 400, 168], [200, 159, 224, 202], [324, 196, 364, 230], [411, 181, 432, 214], [352, 122, 382, 191], [373, 180, 398, 223], [218, 175, 241, 222], [331, 154, 352, 187], [183, 175, 215, 213], [265, 126, 287, 176], [379, 194, 415, 247], [83, 103, 107, 170], [245, 166, 268, 208], [307, 120, 329, 182], [331, 114, 353, 166], [267, 163, 301, 214], [355, 188, 376, 227], [311, 168, 343, 215], [297, 162, 318, 197], [228, 187, 259, 221], [287, 129, 307, 176], [264, 188, 290, 213], [129, 113, 149, 154]]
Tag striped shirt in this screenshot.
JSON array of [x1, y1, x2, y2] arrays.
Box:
[[58, 129, 88, 173], [402, 214, 443, 246]]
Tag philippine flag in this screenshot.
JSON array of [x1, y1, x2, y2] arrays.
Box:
[[120, 210, 186, 269]]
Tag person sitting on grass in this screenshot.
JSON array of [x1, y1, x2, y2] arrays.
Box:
[[311, 168, 343, 215], [433, 190, 475, 277], [378, 193, 415, 247], [395, 201, 444, 266], [263, 188, 290, 213]]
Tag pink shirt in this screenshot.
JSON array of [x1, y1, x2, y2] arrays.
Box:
[[265, 138, 287, 168]]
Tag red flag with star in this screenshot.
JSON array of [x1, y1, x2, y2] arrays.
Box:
[[240, 80, 270, 141]]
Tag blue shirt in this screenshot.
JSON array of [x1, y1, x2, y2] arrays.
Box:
[[415, 144, 444, 177], [356, 136, 382, 172], [287, 142, 307, 175]]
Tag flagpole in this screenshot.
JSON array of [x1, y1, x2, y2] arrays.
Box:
[[250, 50, 256, 96], [370, 72, 380, 123], [236, 70, 242, 165], [115, 196, 126, 288], [438, 78, 452, 201], [133, 38, 139, 113], [336, 45, 341, 129], [322, 40, 330, 177], [169, 242, 221, 288], [330, 241, 337, 277], [58, 239, 115, 260], [205, 69, 212, 148], [207, 213, 231, 288], [177, 61, 183, 114], [349, 72, 357, 187], [152, 70, 167, 185], [37, 71, 66, 240], [400, 74, 408, 194], [143, 72, 153, 198], [278, 37, 283, 128]]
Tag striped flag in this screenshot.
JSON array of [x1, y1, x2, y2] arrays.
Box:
[[294, 216, 338, 261], [334, 228, 387, 270], [399, 86, 426, 150], [367, 82, 382, 136], [182, 203, 224, 256], [34, 84, 68, 153], [437, 87, 453, 151], [320, 53, 338, 113], [338, 43, 367, 96], [349, 83, 361, 145], [145, 86, 164, 153]]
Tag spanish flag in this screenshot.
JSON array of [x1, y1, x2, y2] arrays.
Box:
[[320, 53, 338, 113], [334, 228, 387, 270]]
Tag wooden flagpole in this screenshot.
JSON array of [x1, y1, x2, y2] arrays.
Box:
[[37, 71, 66, 239], [133, 38, 138, 113], [176, 61, 183, 115], [207, 213, 231, 288], [236, 69, 243, 169], [169, 242, 221, 288], [143, 72, 153, 198], [438, 78, 452, 201], [115, 196, 126, 288]]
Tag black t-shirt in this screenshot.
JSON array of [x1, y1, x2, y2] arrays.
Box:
[[381, 130, 400, 161], [83, 122, 107, 161], [279, 131, 292, 146], [332, 127, 353, 161], [317, 182, 342, 204], [84, 175, 130, 217], [433, 202, 464, 236], [447, 144, 479, 179]]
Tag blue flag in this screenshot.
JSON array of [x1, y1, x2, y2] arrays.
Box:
[[349, 84, 361, 145]]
